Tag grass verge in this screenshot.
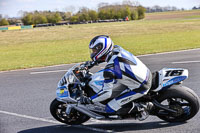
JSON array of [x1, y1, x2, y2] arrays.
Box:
[[0, 17, 200, 71]]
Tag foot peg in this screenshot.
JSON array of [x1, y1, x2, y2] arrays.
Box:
[[136, 102, 153, 121], [137, 109, 149, 121]]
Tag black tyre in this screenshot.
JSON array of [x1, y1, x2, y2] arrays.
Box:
[[50, 99, 90, 125], [155, 85, 200, 122]]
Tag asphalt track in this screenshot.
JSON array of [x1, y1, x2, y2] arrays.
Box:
[[0, 48, 200, 133]]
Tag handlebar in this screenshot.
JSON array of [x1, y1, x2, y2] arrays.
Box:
[[80, 61, 96, 70]]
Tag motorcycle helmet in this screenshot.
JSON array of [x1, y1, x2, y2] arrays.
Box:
[[89, 35, 113, 62]]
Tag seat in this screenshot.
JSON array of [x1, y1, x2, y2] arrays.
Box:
[[150, 71, 159, 90]]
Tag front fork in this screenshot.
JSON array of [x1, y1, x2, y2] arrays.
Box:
[[65, 104, 74, 115]]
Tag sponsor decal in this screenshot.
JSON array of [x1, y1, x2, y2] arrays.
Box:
[[60, 89, 65, 94], [94, 80, 104, 86], [163, 76, 186, 87], [120, 97, 132, 104], [56, 87, 69, 97]]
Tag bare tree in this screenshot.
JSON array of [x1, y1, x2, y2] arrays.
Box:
[[17, 10, 24, 18], [122, 0, 133, 6], [98, 2, 109, 9], [79, 7, 89, 13], [171, 6, 178, 11], [0, 14, 2, 20], [123, 0, 140, 6], [4, 15, 9, 19], [64, 6, 76, 14]]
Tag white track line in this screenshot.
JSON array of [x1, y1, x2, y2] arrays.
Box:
[[30, 69, 67, 74], [137, 48, 200, 57], [0, 110, 60, 124], [172, 60, 200, 64], [0, 110, 112, 132], [89, 118, 111, 124]]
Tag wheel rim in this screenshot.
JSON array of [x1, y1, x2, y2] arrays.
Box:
[[55, 103, 83, 123], [158, 97, 192, 120]]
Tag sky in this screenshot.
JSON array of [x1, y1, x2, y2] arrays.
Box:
[[0, 0, 200, 17]]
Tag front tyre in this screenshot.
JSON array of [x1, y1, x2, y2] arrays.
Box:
[[155, 85, 200, 122], [50, 99, 90, 125]]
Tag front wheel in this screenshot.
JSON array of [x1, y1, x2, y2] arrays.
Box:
[[155, 85, 200, 122], [50, 99, 90, 125]]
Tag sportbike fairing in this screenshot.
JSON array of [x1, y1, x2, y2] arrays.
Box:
[[153, 68, 188, 92], [56, 64, 81, 103]]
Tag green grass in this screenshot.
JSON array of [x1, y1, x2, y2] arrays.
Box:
[[1, 17, 200, 71], [184, 15, 200, 19], [146, 9, 200, 16]]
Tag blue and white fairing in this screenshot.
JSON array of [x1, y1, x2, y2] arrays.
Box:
[[56, 64, 80, 103], [89, 70, 105, 93], [153, 68, 189, 92]]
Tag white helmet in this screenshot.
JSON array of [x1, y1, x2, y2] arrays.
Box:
[[89, 35, 113, 62]]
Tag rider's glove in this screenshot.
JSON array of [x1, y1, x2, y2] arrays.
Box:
[[79, 96, 93, 104], [85, 61, 95, 69], [80, 61, 95, 70], [80, 64, 87, 70]]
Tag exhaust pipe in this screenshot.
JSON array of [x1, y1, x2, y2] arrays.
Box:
[[70, 104, 105, 120]]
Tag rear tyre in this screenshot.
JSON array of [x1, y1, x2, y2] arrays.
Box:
[[50, 99, 90, 125], [155, 85, 199, 122]]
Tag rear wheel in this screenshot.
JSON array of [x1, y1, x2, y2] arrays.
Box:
[[50, 99, 90, 125], [155, 85, 199, 122]]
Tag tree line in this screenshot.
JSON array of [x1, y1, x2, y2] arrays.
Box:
[[192, 6, 200, 10], [0, 14, 9, 26], [21, 11, 62, 25], [2, 1, 199, 26], [20, 4, 146, 25], [145, 5, 185, 13], [70, 5, 146, 23]]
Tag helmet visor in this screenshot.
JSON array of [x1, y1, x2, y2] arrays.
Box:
[[90, 43, 103, 60]]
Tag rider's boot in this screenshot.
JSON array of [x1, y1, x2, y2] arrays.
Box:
[[135, 102, 154, 121]]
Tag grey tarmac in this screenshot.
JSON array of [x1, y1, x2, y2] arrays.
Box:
[[0, 48, 200, 133]]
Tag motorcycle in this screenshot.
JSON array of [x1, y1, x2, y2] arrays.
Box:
[[50, 62, 200, 125]]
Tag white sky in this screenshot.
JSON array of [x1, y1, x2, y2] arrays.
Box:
[[0, 0, 200, 17]]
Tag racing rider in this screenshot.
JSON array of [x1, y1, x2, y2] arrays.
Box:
[[80, 35, 152, 114]]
